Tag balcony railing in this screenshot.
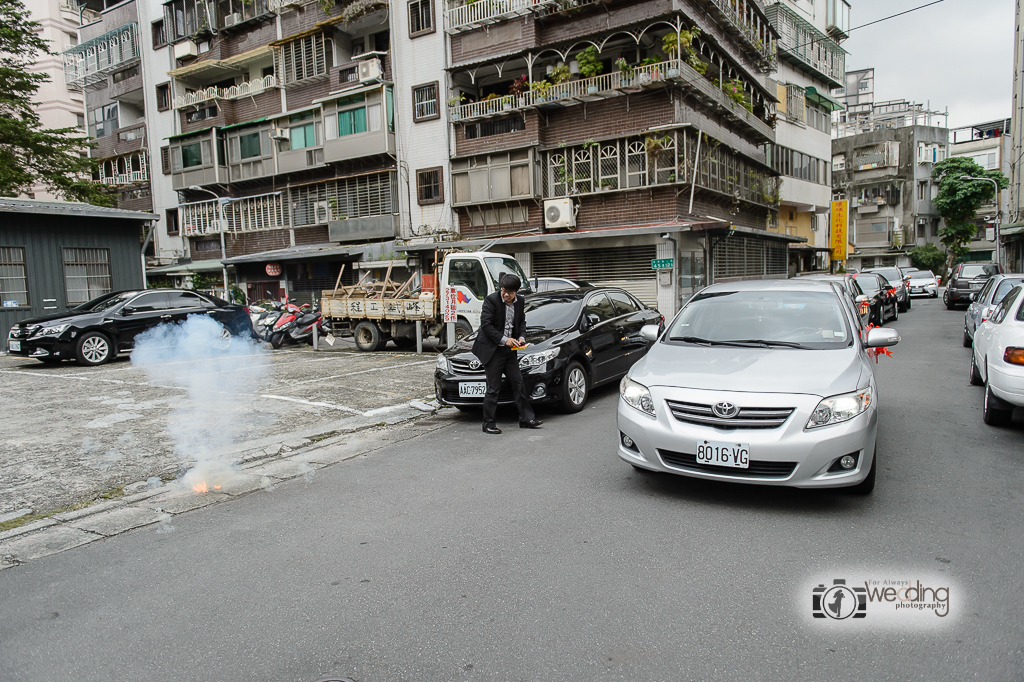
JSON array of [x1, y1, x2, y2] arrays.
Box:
[[181, 193, 287, 236], [764, 2, 845, 87], [703, 0, 777, 72], [100, 170, 148, 186], [63, 23, 139, 90], [173, 75, 278, 109], [449, 59, 775, 142], [445, 0, 558, 33]]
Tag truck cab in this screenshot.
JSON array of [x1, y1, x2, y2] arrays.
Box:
[[440, 251, 532, 333]]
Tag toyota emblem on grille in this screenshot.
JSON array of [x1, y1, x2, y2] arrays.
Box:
[[469, 359, 481, 370], [712, 401, 740, 418]]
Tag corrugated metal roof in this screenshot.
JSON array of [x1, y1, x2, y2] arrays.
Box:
[[223, 243, 366, 264], [0, 198, 155, 221]]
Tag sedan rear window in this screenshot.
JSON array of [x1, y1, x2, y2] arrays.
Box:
[[668, 290, 852, 349], [909, 271, 934, 279], [960, 264, 1000, 278], [993, 278, 1024, 304]]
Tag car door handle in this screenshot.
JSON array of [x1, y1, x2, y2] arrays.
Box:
[[160, 314, 172, 319]]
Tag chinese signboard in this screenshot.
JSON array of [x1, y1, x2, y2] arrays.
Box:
[[830, 200, 848, 261], [651, 259, 674, 270], [443, 286, 457, 323]]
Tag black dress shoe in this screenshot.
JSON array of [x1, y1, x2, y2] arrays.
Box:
[[483, 423, 502, 434], [519, 419, 544, 429]]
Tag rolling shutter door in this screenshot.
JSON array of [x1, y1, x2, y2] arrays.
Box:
[[532, 245, 658, 307]]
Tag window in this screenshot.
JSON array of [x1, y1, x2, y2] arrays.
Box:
[[336, 94, 368, 137], [412, 82, 438, 121], [409, 0, 434, 35], [161, 146, 172, 174], [447, 259, 488, 299], [128, 292, 168, 311], [289, 111, 317, 150], [785, 85, 805, 124], [152, 19, 166, 47], [452, 150, 533, 205], [181, 141, 203, 168], [238, 131, 261, 159], [193, 239, 220, 252], [185, 105, 218, 123], [416, 167, 443, 205], [464, 116, 526, 139], [75, 113, 86, 130], [277, 33, 330, 85], [585, 294, 616, 322], [163, 0, 208, 43], [156, 83, 171, 111], [112, 65, 139, 83], [63, 248, 111, 305], [90, 103, 119, 139], [167, 291, 212, 308], [166, 208, 179, 235], [918, 181, 927, 201], [608, 291, 639, 315], [0, 247, 29, 307]]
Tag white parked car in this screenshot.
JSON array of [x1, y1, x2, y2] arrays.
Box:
[[970, 284, 1024, 426], [907, 270, 939, 298]]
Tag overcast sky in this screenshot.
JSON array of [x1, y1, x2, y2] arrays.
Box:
[[840, 0, 1014, 130]]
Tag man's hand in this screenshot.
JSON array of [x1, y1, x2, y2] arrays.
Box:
[[517, 337, 526, 346], [505, 338, 518, 347]]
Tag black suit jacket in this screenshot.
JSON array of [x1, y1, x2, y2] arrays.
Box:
[[471, 291, 526, 365]]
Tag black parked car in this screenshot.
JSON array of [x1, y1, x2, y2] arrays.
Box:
[[944, 262, 1003, 309], [435, 287, 663, 413], [853, 272, 899, 324], [863, 267, 911, 312], [798, 273, 870, 326], [6, 289, 255, 366]]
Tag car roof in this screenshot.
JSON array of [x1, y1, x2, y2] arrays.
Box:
[[700, 279, 837, 294], [524, 286, 631, 301]]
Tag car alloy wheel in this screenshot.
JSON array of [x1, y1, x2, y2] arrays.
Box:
[[76, 332, 112, 366], [560, 361, 588, 413]]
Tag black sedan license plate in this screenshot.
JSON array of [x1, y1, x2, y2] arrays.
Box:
[[696, 440, 750, 468]]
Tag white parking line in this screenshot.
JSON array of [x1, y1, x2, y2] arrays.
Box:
[[286, 359, 436, 386], [259, 394, 362, 414]]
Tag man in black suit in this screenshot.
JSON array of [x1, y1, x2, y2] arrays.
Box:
[[471, 274, 543, 434]]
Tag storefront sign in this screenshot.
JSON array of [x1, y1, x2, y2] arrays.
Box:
[[651, 258, 674, 270], [265, 263, 282, 277], [443, 286, 457, 323], [830, 200, 849, 261]]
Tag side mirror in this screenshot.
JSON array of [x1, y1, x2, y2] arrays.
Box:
[[969, 293, 977, 302], [866, 327, 900, 348], [640, 324, 660, 342], [855, 294, 869, 305], [581, 313, 600, 330], [121, 306, 135, 316]]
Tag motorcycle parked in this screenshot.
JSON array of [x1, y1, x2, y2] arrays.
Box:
[[269, 303, 329, 349]]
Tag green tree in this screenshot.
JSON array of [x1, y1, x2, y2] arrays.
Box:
[[0, 1, 114, 205], [931, 156, 1006, 269], [908, 243, 947, 274]]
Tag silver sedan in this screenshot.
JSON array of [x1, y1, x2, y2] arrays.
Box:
[[616, 280, 899, 494]]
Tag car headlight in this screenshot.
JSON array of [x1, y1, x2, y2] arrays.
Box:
[[32, 324, 69, 338], [435, 354, 449, 373], [8, 327, 17, 339], [620, 375, 655, 416], [806, 387, 873, 429], [519, 348, 558, 369]]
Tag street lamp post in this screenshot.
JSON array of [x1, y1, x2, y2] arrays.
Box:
[[188, 185, 231, 296], [961, 175, 1002, 268]]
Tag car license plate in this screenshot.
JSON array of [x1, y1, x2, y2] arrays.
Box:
[[8, 340, 20, 352], [696, 440, 749, 468], [971, 281, 983, 289], [911, 287, 922, 293], [458, 381, 487, 398]]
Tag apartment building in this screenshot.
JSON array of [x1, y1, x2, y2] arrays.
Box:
[[402, 0, 794, 317], [949, 119, 1010, 265], [26, 0, 102, 201], [763, 0, 847, 275]]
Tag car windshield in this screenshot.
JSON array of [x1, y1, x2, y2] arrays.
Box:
[[483, 257, 532, 294], [666, 290, 852, 349], [71, 291, 136, 313], [524, 295, 583, 330], [993, 278, 1024, 303], [909, 271, 934, 279], [961, 264, 1000, 278]]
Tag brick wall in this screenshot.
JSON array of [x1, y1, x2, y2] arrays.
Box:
[[450, 17, 536, 66], [294, 226, 330, 245], [536, 0, 672, 47], [540, 91, 674, 147], [232, 89, 282, 124], [225, 228, 291, 258]]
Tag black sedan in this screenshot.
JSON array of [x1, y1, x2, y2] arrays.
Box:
[[6, 289, 255, 366], [435, 287, 663, 413], [852, 272, 899, 325]]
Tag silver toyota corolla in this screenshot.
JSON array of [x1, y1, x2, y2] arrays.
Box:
[[616, 280, 899, 494]]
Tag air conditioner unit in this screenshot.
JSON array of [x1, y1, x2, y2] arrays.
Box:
[[358, 59, 382, 83], [315, 200, 331, 223], [223, 12, 242, 27], [269, 127, 289, 140], [543, 198, 575, 230], [174, 40, 198, 60]]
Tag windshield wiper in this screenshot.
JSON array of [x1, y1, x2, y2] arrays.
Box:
[[668, 336, 761, 347], [724, 339, 810, 349]]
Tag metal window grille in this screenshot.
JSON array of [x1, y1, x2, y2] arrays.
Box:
[[785, 84, 805, 124], [417, 169, 440, 202], [0, 247, 28, 306], [63, 22, 139, 88], [227, 193, 287, 233], [410, 0, 433, 33], [414, 84, 438, 119], [275, 33, 328, 86], [180, 199, 221, 236], [713, 237, 788, 280], [290, 172, 397, 227], [63, 248, 112, 304]]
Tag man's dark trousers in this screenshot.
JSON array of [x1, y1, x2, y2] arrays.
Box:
[[482, 345, 536, 425]]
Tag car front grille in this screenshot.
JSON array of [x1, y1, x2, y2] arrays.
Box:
[[658, 450, 797, 478], [665, 400, 794, 429], [450, 356, 485, 376]]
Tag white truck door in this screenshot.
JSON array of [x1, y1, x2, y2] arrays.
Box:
[[441, 256, 490, 331]]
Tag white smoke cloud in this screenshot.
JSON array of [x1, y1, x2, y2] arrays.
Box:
[[131, 315, 270, 493]]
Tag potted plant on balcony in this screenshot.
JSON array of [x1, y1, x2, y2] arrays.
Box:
[[724, 78, 753, 113], [531, 79, 552, 102], [615, 57, 634, 87], [508, 74, 529, 107], [447, 91, 466, 120], [482, 92, 501, 113], [640, 56, 663, 82], [550, 64, 571, 88], [577, 46, 603, 93]]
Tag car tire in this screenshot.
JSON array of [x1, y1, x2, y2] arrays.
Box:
[[970, 353, 984, 386], [905, 296, 911, 310], [983, 380, 1013, 427], [848, 448, 876, 495], [945, 292, 956, 310], [75, 331, 113, 366], [560, 361, 589, 413], [353, 321, 383, 352], [454, 319, 472, 344], [963, 328, 973, 348]]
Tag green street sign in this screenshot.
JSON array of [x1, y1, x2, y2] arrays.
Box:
[[651, 258, 674, 270]]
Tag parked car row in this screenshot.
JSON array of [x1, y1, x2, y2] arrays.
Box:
[[968, 281, 1024, 426]]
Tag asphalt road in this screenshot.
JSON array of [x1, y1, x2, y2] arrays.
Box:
[[1, 295, 1022, 681]]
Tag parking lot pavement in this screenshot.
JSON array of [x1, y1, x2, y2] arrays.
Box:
[[0, 346, 452, 521]]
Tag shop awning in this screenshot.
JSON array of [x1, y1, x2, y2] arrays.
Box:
[[220, 116, 268, 131], [223, 243, 367, 264], [999, 222, 1024, 236], [165, 126, 215, 141], [168, 46, 273, 79], [146, 259, 226, 276], [805, 86, 844, 112]]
